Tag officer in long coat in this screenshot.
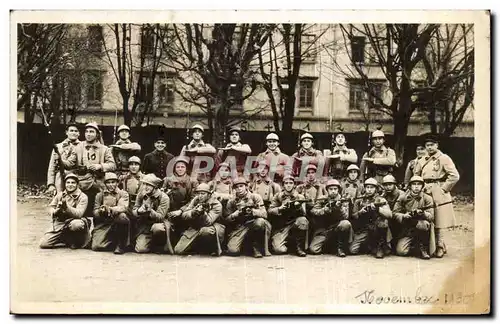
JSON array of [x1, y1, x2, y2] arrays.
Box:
[[291, 133, 324, 182], [173, 183, 225, 256], [46, 123, 79, 194], [350, 178, 392, 258], [224, 177, 271, 258], [393, 176, 436, 259], [215, 126, 252, 177], [132, 174, 172, 254], [142, 134, 175, 180], [248, 162, 281, 210], [110, 125, 141, 176], [360, 130, 396, 183], [413, 134, 460, 258], [180, 124, 217, 183], [40, 173, 91, 249], [91, 172, 131, 254], [256, 133, 292, 185], [323, 128, 358, 180], [309, 179, 352, 257], [267, 175, 309, 257]]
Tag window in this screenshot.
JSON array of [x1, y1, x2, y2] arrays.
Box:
[[68, 74, 82, 106], [349, 82, 366, 110], [351, 36, 365, 64], [140, 25, 155, 56], [229, 84, 243, 110], [86, 70, 103, 105], [87, 25, 103, 55], [369, 82, 384, 107], [302, 34, 317, 62], [349, 79, 385, 110], [299, 79, 314, 108], [158, 75, 175, 107], [138, 75, 154, 101]]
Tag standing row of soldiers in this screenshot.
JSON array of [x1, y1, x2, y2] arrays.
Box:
[[40, 122, 460, 259]]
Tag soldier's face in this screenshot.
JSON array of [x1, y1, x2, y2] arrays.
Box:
[[154, 140, 166, 151], [105, 179, 118, 192], [85, 128, 97, 142], [229, 131, 240, 143], [175, 163, 187, 176], [327, 186, 340, 197], [198, 192, 209, 202], [118, 130, 130, 140], [266, 140, 279, 151], [235, 184, 247, 196], [410, 182, 424, 194], [306, 169, 316, 181], [348, 170, 359, 181], [335, 134, 346, 146], [425, 142, 438, 154], [192, 130, 203, 140], [66, 126, 80, 141], [129, 162, 140, 174], [301, 139, 312, 149], [283, 180, 295, 192], [65, 179, 78, 193], [143, 183, 155, 195], [372, 137, 384, 147], [218, 166, 230, 179], [416, 146, 426, 157], [258, 166, 269, 177], [383, 183, 395, 192], [365, 185, 377, 196]]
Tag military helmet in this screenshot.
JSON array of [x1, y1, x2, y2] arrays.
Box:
[[371, 130, 385, 138], [364, 177, 379, 187], [192, 124, 204, 132], [325, 179, 341, 188], [141, 174, 162, 188], [64, 173, 79, 183], [228, 126, 241, 134], [266, 133, 279, 141], [282, 174, 296, 183], [196, 183, 211, 193], [347, 164, 360, 172], [232, 177, 248, 187], [300, 133, 313, 141], [174, 156, 190, 165], [117, 124, 130, 133], [85, 122, 100, 132], [409, 175, 425, 184], [128, 156, 141, 164], [104, 172, 119, 182], [217, 162, 231, 170], [382, 175, 397, 184], [305, 164, 317, 172]]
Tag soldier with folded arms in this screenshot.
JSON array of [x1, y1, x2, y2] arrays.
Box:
[[215, 126, 252, 177], [40, 173, 91, 249], [360, 130, 396, 184], [256, 133, 291, 185], [291, 133, 324, 182], [323, 127, 358, 180], [110, 125, 141, 176]]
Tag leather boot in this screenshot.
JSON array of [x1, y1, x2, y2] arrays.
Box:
[[336, 232, 346, 258], [435, 228, 445, 258], [375, 229, 386, 259], [417, 230, 430, 259], [252, 246, 263, 258], [435, 246, 445, 258], [295, 232, 307, 257], [113, 224, 128, 255]]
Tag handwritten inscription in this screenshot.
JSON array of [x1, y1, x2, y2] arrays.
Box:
[[355, 288, 475, 305]]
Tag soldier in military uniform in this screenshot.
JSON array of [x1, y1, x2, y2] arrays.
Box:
[[91, 172, 131, 254], [46, 123, 79, 195], [309, 179, 352, 257], [249, 162, 281, 210], [382, 175, 405, 210], [164, 156, 198, 212], [119, 156, 144, 207], [360, 130, 396, 184], [208, 162, 234, 207], [132, 174, 172, 254], [267, 175, 309, 257], [224, 177, 271, 258], [323, 127, 358, 180], [180, 124, 217, 183], [173, 184, 225, 256], [296, 165, 327, 216], [291, 133, 324, 183], [404, 141, 427, 188], [256, 133, 292, 185], [74, 122, 116, 218], [350, 178, 392, 258], [40, 173, 91, 249], [215, 126, 252, 177], [110, 125, 141, 176], [414, 134, 460, 258], [142, 134, 175, 180], [393, 176, 436, 260], [341, 164, 364, 201]]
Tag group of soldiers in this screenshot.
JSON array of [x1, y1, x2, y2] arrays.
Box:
[[39, 121, 460, 260]]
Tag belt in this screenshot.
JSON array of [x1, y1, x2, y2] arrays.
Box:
[[423, 178, 445, 184]]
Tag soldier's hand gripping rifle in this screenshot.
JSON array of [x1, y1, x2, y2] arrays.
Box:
[[404, 200, 454, 223], [358, 201, 387, 223], [53, 196, 68, 221], [233, 203, 259, 223], [191, 201, 211, 228]]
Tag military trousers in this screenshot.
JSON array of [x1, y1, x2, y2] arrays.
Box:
[[91, 213, 132, 251], [174, 223, 225, 256], [308, 220, 352, 255], [226, 218, 271, 256], [270, 216, 309, 254], [134, 219, 174, 254], [39, 217, 91, 249]]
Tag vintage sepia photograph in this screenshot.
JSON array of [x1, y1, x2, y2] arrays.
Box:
[[10, 10, 490, 314]]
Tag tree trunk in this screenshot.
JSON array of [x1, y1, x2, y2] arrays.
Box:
[[122, 99, 131, 126]]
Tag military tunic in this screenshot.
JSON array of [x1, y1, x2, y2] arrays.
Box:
[[224, 191, 271, 256], [46, 139, 79, 193], [267, 191, 309, 254], [111, 139, 141, 174], [359, 146, 396, 183], [91, 188, 131, 251], [119, 171, 143, 206], [181, 140, 217, 183], [142, 149, 175, 179], [291, 148, 324, 181], [249, 176, 281, 210], [341, 178, 364, 201], [256, 148, 292, 185], [39, 188, 91, 249], [174, 196, 225, 256], [323, 145, 358, 179], [216, 142, 252, 177], [296, 179, 327, 215], [413, 150, 460, 228]]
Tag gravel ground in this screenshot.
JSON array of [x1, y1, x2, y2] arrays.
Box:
[[11, 197, 476, 314]]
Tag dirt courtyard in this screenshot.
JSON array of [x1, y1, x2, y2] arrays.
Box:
[[12, 197, 476, 313]]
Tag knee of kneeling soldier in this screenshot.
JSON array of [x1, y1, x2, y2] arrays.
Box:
[[151, 223, 165, 234], [376, 219, 389, 229], [396, 242, 410, 256], [415, 220, 430, 231], [68, 219, 85, 232], [114, 213, 130, 225], [199, 226, 215, 236], [294, 217, 309, 230], [308, 244, 321, 255], [272, 244, 287, 255], [226, 243, 241, 255], [252, 218, 266, 229], [337, 220, 352, 231]]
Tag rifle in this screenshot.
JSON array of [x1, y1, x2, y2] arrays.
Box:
[[40, 107, 66, 192], [233, 203, 259, 223], [52, 193, 68, 222], [406, 200, 454, 221]]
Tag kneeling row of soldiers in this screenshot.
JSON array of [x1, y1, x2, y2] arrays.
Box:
[[40, 166, 437, 260]]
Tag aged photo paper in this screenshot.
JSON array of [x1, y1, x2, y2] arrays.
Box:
[[10, 10, 490, 314]]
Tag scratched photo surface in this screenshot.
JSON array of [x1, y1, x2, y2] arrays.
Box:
[[11, 10, 490, 314]]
